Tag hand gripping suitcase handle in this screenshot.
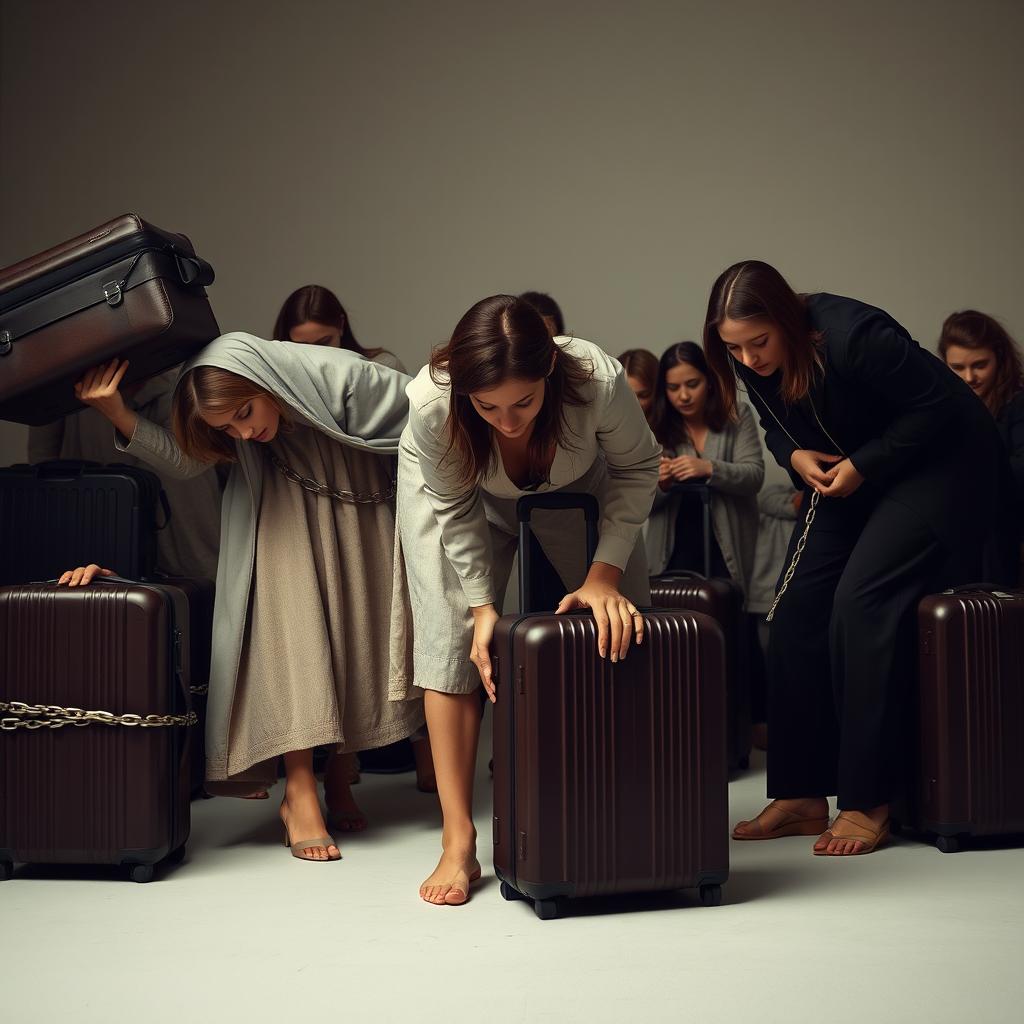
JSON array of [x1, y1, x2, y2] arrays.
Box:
[[516, 492, 599, 612]]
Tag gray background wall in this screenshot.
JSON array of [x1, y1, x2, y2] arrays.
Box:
[[2, 0, 1022, 477]]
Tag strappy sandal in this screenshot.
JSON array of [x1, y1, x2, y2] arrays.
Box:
[[813, 811, 889, 856], [282, 824, 341, 861], [732, 800, 830, 840]]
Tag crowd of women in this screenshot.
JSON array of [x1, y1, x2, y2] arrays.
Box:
[[49, 261, 1023, 902]]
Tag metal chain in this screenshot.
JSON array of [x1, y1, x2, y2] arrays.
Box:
[[189, 685, 208, 696], [269, 453, 395, 504], [766, 490, 820, 623], [0, 699, 197, 732]]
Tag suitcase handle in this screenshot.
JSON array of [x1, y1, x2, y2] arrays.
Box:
[[33, 458, 103, 478], [666, 480, 713, 577], [517, 492, 599, 614], [173, 252, 215, 288], [941, 584, 1017, 598]]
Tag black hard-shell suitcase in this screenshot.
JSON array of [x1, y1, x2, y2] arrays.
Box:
[[0, 460, 169, 585], [0, 214, 218, 425], [898, 587, 1024, 851], [491, 493, 729, 919], [0, 578, 194, 881]]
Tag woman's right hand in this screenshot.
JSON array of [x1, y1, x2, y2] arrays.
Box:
[[469, 603, 500, 703], [790, 449, 842, 493], [74, 359, 138, 438], [58, 565, 116, 588]]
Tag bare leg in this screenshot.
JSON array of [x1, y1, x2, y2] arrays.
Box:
[[324, 750, 367, 832], [418, 691, 482, 905], [280, 749, 340, 861], [412, 733, 437, 793]]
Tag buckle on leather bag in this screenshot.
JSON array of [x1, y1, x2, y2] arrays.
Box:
[[103, 281, 123, 307], [0, 329, 11, 356]]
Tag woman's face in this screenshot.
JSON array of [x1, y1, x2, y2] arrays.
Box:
[[288, 318, 343, 348], [626, 374, 655, 416], [944, 344, 997, 402], [469, 377, 546, 440], [717, 317, 785, 376], [665, 362, 708, 419], [202, 395, 281, 443]]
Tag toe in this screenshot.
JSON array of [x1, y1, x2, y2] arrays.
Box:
[[444, 887, 468, 906]]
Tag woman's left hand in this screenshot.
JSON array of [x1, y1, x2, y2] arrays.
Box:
[[667, 455, 712, 482], [555, 575, 643, 662], [819, 458, 864, 498]]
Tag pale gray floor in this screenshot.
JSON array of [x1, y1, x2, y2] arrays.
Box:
[[2, 733, 1022, 1024]]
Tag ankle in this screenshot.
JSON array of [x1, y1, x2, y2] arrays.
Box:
[[441, 824, 477, 854]]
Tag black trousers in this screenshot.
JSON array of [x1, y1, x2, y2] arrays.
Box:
[[766, 488, 946, 810]]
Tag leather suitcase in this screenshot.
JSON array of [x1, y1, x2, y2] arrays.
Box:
[[902, 587, 1024, 852], [491, 493, 729, 919], [0, 213, 218, 425], [155, 576, 214, 796], [649, 571, 750, 771], [0, 579, 194, 881], [0, 460, 169, 585]]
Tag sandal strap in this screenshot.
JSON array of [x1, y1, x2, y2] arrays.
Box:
[[291, 836, 337, 852], [832, 813, 887, 842]]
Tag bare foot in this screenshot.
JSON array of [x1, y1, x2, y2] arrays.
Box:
[[412, 735, 437, 793], [814, 805, 889, 856], [279, 788, 339, 862], [420, 835, 481, 906], [324, 753, 368, 832], [733, 797, 829, 839]]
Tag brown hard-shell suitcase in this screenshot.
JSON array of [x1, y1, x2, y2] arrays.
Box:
[[0, 579, 194, 881], [0, 214, 219, 425], [491, 493, 729, 919], [649, 571, 751, 771], [901, 587, 1024, 852]]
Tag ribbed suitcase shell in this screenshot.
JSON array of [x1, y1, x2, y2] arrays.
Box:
[[0, 461, 164, 585], [0, 214, 218, 425], [0, 582, 191, 879], [649, 572, 751, 771], [492, 609, 729, 914], [912, 589, 1024, 848]]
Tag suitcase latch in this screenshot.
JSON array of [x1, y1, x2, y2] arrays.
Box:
[[102, 281, 123, 307], [0, 329, 11, 356]]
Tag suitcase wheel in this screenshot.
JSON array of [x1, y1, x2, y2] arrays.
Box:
[[499, 880, 524, 902], [699, 884, 723, 907], [130, 864, 155, 884], [0, 861, 12, 881], [534, 898, 561, 921], [167, 845, 187, 865], [935, 835, 960, 854]]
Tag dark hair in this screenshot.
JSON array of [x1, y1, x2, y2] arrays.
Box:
[[273, 284, 387, 359], [430, 294, 592, 488], [938, 309, 1024, 416], [651, 342, 731, 448], [518, 291, 565, 336], [172, 366, 292, 464], [703, 260, 821, 410], [617, 349, 659, 395]]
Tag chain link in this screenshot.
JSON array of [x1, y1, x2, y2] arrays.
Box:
[[766, 490, 820, 623], [0, 699, 197, 732], [270, 453, 395, 505], [189, 685, 209, 696]]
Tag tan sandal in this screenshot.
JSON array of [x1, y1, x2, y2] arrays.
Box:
[[732, 800, 829, 841], [282, 824, 341, 861], [813, 811, 889, 856]]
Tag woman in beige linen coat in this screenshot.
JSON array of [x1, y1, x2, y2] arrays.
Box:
[[66, 334, 423, 862], [394, 294, 661, 906]]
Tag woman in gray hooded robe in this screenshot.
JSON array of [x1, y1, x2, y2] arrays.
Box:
[[65, 334, 423, 862]]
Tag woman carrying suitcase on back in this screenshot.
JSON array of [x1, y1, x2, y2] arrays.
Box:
[[396, 294, 661, 905], [62, 335, 424, 863], [704, 260, 1004, 856]]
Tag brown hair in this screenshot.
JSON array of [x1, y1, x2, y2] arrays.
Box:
[[938, 309, 1024, 416], [430, 294, 593, 488], [273, 284, 388, 360], [172, 366, 292, 464], [519, 291, 565, 336], [617, 348, 659, 396], [652, 341, 731, 449], [703, 260, 821, 410]]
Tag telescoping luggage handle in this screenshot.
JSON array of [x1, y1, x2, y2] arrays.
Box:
[[666, 481, 712, 578], [517, 492, 599, 614]]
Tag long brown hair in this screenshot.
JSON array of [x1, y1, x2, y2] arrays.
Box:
[[273, 284, 387, 360], [430, 294, 593, 488], [617, 349, 659, 395], [172, 366, 292, 464], [938, 309, 1024, 416], [652, 342, 731, 449], [703, 260, 821, 410]]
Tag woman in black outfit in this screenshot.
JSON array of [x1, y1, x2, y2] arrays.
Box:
[[703, 261, 1004, 856]]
